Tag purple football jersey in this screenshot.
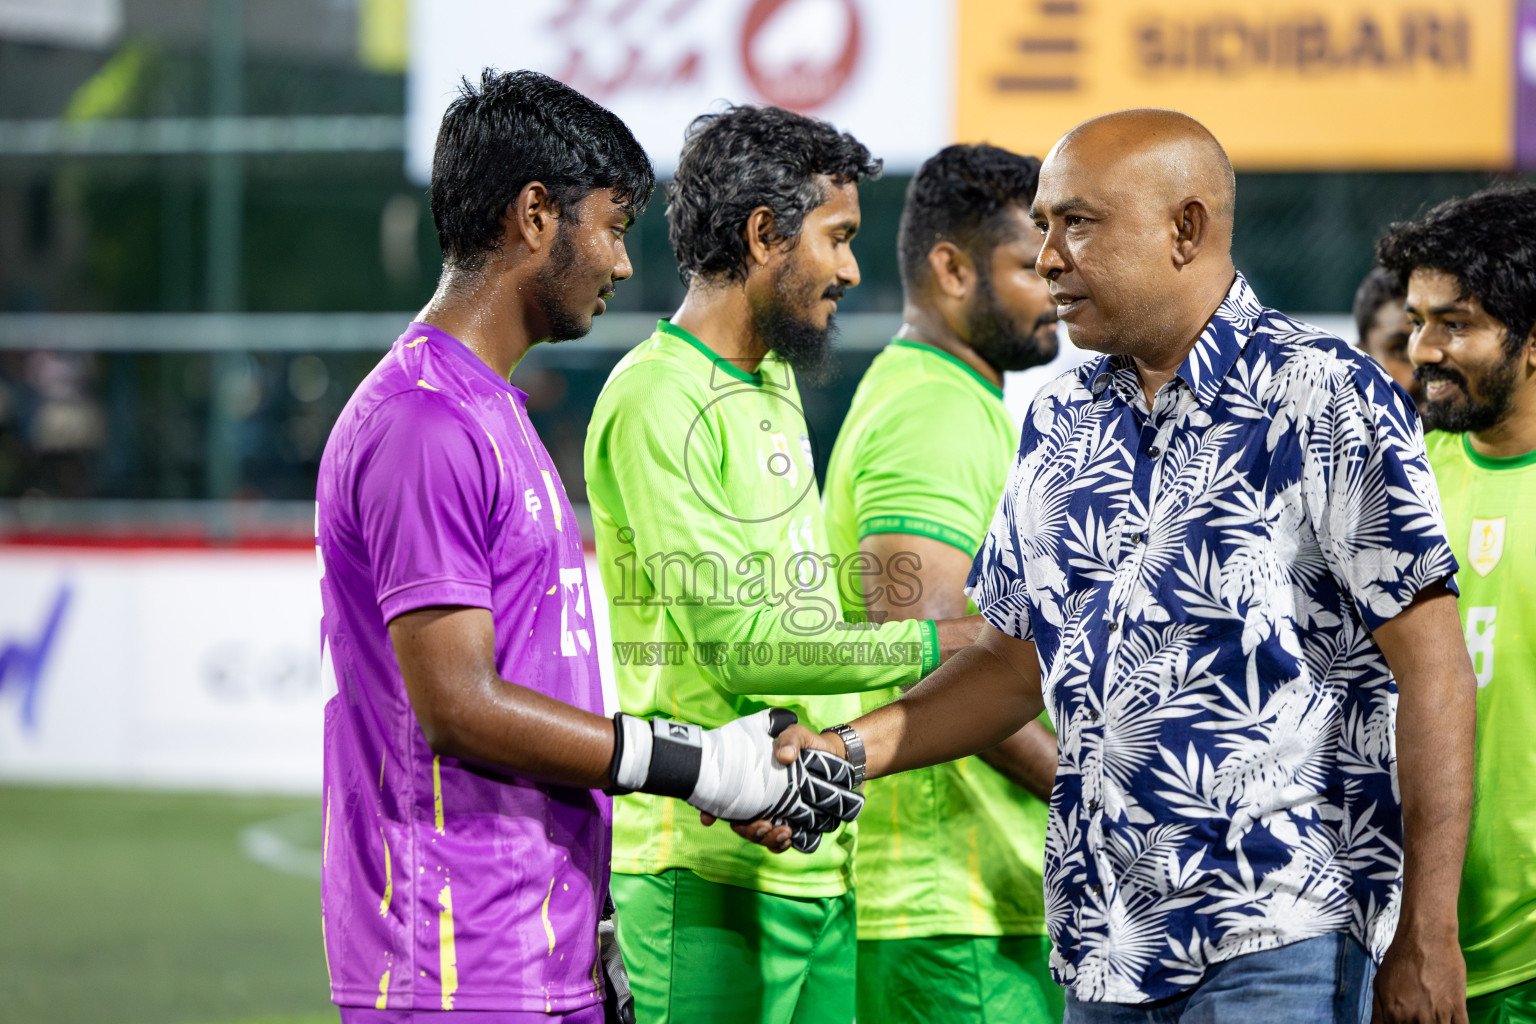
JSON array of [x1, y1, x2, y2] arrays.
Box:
[[317, 323, 609, 1013]]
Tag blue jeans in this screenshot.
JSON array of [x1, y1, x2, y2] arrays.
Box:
[[1063, 933, 1376, 1024]]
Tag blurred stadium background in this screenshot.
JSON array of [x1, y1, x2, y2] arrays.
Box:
[[0, 1, 1526, 1021]]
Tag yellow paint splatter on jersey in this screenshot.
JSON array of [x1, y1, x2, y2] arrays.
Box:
[[592, 927, 601, 991], [405, 336, 428, 348], [375, 968, 391, 1009], [322, 790, 332, 866], [546, 584, 558, 595], [321, 913, 333, 986], [658, 797, 674, 862], [541, 876, 557, 955], [432, 756, 445, 835], [378, 828, 393, 917], [437, 882, 459, 1009], [541, 470, 563, 531], [417, 379, 440, 391], [966, 824, 988, 933], [890, 779, 908, 936], [509, 393, 536, 454], [481, 427, 505, 478]]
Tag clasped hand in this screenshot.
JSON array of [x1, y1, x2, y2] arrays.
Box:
[[699, 723, 853, 855], [614, 710, 862, 853]]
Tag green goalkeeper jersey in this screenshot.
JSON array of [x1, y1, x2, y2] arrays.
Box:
[[1427, 430, 1536, 997], [823, 338, 1049, 939], [585, 321, 938, 899]]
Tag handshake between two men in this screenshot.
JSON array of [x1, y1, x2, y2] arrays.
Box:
[[609, 708, 864, 853]]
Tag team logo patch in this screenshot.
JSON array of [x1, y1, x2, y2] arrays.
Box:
[[1469, 517, 1506, 577], [761, 431, 799, 489]]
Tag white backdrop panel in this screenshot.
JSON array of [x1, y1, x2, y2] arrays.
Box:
[[407, 0, 952, 182], [0, 547, 618, 794]]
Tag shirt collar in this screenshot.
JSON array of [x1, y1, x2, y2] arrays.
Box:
[[1085, 273, 1264, 408]]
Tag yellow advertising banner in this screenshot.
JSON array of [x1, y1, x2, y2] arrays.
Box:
[[957, 0, 1513, 169]]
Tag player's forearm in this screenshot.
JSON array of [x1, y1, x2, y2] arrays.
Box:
[[1374, 585, 1477, 934], [857, 637, 1044, 780], [933, 613, 984, 664], [977, 720, 1057, 802], [1394, 664, 1475, 934], [857, 533, 983, 669], [1369, 589, 1476, 1024], [391, 606, 616, 789], [417, 673, 617, 790]]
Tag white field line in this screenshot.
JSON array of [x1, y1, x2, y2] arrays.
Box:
[[239, 809, 321, 879]]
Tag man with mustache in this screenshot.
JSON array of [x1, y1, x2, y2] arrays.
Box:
[[1379, 183, 1536, 1024], [742, 109, 1477, 1023], [820, 143, 1063, 1023], [583, 105, 979, 1023]]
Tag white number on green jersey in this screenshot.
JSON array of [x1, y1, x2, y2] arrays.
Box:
[[1465, 606, 1497, 689]]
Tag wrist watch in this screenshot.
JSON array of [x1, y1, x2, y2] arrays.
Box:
[[823, 723, 866, 788]]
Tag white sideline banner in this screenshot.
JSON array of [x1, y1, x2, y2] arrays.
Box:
[[0, 548, 616, 794], [407, 0, 952, 182]]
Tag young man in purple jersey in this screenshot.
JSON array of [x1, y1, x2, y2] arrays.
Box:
[[316, 70, 861, 1024]]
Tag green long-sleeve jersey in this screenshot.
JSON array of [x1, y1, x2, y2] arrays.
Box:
[[584, 321, 937, 897]]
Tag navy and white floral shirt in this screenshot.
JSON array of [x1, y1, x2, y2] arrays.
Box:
[[967, 274, 1457, 1004]]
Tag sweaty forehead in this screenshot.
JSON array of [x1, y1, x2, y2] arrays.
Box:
[[806, 179, 861, 224]]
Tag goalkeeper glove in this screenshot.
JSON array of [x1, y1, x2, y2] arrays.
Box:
[[608, 708, 863, 853]]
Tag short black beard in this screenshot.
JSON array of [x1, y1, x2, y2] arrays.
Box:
[[752, 263, 838, 385], [531, 222, 594, 343], [965, 267, 1056, 374], [1417, 357, 1521, 434]]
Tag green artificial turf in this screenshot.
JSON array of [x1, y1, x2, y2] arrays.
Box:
[[0, 785, 338, 1024]]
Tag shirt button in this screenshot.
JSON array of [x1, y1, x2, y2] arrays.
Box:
[[1130, 532, 1143, 545], [1106, 620, 1119, 633], [1147, 445, 1162, 458], [1087, 709, 1100, 721], [1088, 799, 1101, 813], [1090, 883, 1103, 896]]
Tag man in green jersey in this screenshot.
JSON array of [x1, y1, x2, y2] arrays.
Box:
[[583, 106, 978, 1023], [1379, 182, 1536, 1023], [821, 144, 1064, 1024]]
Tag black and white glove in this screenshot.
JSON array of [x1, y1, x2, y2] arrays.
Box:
[[598, 895, 634, 1024], [608, 708, 864, 853]]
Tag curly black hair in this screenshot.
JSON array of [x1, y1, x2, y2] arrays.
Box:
[[898, 144, 1041, 290], [1351, 266, 1405, 342], [1376, 182, 1536, 354], [430, 69, 655, 274], [666, 105, 881, 285]]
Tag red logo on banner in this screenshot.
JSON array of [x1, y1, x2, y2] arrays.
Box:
[[546, 0, 705, 100], [740, 0, 862, 111]]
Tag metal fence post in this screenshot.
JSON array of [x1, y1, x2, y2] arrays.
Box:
[[205, 0, 244, 503]]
